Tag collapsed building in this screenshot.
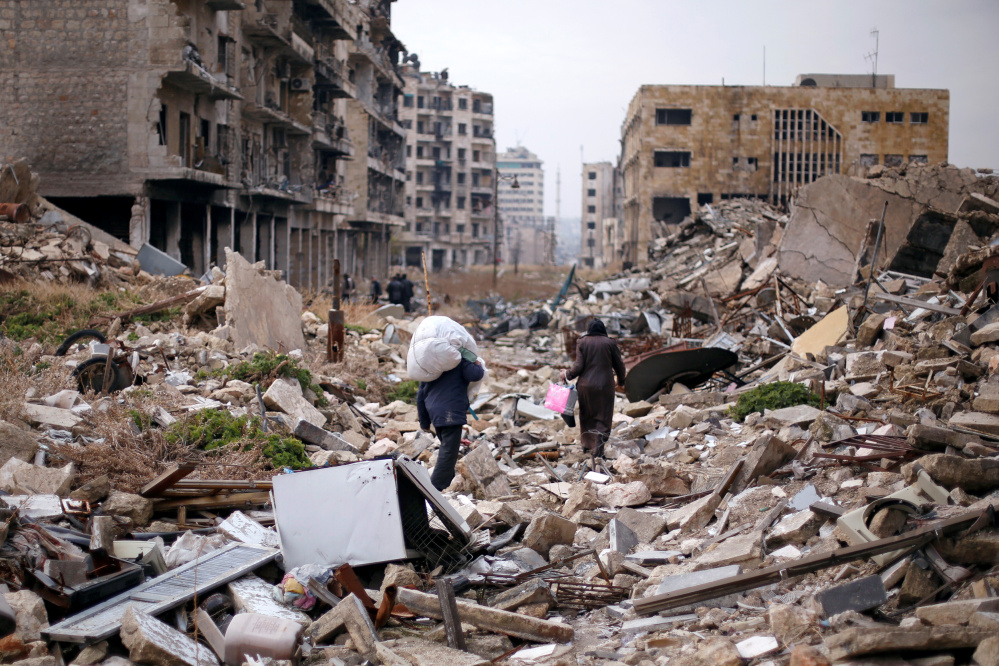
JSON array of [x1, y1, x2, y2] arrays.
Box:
[[617, 74, 950, 267], [0, 0, 408, 289]]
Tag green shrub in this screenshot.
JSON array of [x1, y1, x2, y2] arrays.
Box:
[[729, 381, 820, 422], [386, 379, 419, 405], [128, 409, 151, 432], [221, 351, 327, 406]]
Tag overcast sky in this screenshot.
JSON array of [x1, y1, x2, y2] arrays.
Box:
[[392, 0, 999, 219]]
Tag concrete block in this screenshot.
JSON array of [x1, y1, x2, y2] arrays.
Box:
[[815, 575, 887, 617]]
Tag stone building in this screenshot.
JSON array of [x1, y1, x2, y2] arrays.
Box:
[[620, 74, 949, 266], [580, 161, 620, 269], [0, 0, 405, 289], [397, 67, 497, 271], [497, 146, 551, 267]]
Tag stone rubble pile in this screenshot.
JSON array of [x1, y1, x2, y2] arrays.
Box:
[[1, 163, 999, 666]]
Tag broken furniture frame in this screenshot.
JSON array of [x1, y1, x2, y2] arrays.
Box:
[[633, 507, 993, 615]]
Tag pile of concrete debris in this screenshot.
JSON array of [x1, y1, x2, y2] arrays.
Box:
[[0, 159, 141, 286], [1, 162, 999, 666]]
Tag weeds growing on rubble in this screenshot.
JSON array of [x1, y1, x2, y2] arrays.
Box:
[[729, 381, 821, 422], [220, 351, 327, 405], [386, 379, 419, 405], [165, 409, 310, 469]]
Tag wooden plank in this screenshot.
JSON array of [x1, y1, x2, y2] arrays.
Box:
[[435, 579, 467, 651], [140, 462, 198, 497], [871, 292, 960, 316], [152, 491, 271, 511], [633, 509, 989, 616], [166, 479, 273, 491]]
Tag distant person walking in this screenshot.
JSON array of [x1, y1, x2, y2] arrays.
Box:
[[342, 273, 355, 303], [370, 277, 382, 304], [400, 273, 415, 313], [418, 355, 485, 490], [562, 319, 626, 459], [386, 274, 405, 308]]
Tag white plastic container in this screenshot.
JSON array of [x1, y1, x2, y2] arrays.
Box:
[[224, 613, 302, 666]]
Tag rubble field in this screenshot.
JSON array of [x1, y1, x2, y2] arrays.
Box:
[[1, 159, 999, 666]]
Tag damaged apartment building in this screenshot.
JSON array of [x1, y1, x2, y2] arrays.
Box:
[[619, 74, 949, 266], [397, 65, 497, 271], [580, 160, 623, 270], [497, 146, 555, 268], [0, 0, 407, 288]]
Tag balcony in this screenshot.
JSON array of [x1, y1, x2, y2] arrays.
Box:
[[472, 102, 493, 116], [206, 0, 245, 9], [243, 102, 312, 135], [313, 112, 354, 156], [313, 190, 354, 216], [298, 0, 358, 40], [144, 164, 240, 189], [163, 60, 243, 100], [314, 43, 356, 99], [242, 183, 310, 203], [244, 16, 314, 65], [349, 36, 400, 84]]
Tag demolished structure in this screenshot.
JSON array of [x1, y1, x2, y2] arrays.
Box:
[[1, 158, 999, 665]]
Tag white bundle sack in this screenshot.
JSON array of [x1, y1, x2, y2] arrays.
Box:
[[406, 315, 479, 382]]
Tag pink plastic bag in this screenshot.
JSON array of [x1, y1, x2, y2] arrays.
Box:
[[544, 383, 577, 414]]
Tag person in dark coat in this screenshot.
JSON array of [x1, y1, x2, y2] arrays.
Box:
[[342, 274, 354, 303], [369, 277, 382, 304], [386, 275, 404, 306], [400, 273, 415, 313], [417, 357, 485, 490], [563, 319, 626, 458]]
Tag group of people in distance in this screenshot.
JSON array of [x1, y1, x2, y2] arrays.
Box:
[[335, 272, 415, 312]]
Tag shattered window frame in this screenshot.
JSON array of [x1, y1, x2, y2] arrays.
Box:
[[910, 112, 929, 125], [653, 150, 692, 168], [861, 111, 880, 123]]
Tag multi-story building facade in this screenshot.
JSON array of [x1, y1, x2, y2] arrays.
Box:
[[620, 74, 949, 266], [497, 146, 551, 267], [0, 0, 404, 289], [580, 162, 620, 269], [397, 67, 497, 271]]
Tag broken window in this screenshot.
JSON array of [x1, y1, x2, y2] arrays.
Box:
[[653, 151, 691, 168], [416, 121, 424, 134], [417, 96, 424, 108], [747, 157, 758, 168], [732, 157, 739, 165], [652, 196, 691, 223], [860, 154, 879, 166], [588, 172, 596, 180], [157, 105, 167, 146], [751, 114, 758, 121], [587, 221, 596, 229], [456, 172, 465, 185], [587, 238, 595, 247], [697, 193, 713, 205], [908, 154, 928, 164], [473, 150, 480, 162], [432, 147, 440, 159], [861, 111, 880, 123], [733, 114, 740, 121], [910, 112, 929, 124], [457, 148, 466, 160], [458, 98, 467, 110], [406, 145, 412, 157], [458, 123, 466, 135], [886, 112, 904, 124], [655, 108, 692, 125], [216, 124, 230, 163], [587, 205, 596, 213], [587, 188, 596, 197], [416, 196, 423, 208], [457, 196, 466, 209], [402, 120, 412, 129], [416, 146, 423, 158], [416, 171, 423, 184], [885, 154, 904, 167], [403, 94, 414, 107]]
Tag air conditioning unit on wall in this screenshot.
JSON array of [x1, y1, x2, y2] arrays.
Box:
[[290, 77, 310, 92]]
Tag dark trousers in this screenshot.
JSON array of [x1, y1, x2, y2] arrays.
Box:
[[430, 424, 463, 490]]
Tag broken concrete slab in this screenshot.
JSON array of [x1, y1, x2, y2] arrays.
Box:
[[4, 590, 48, 642], [620, 614, 697, 637], [974, 635, 999, 666], [521, 512, 576, 558], [949, 411, 999, 436], [217, 511, 279, 549], [293, 419, 357, 452], [101, 491, 154, 526], [734, 433, 797, 492], [308, 594, 379, 655], [825, 625, 992, 661], [815, 575, 887, 617], [767, 404, 824, 427], [790, 306, 849, 356], [457, 444, 511, 499], [263, 378, 325, 428], [490, 579, 553, 612], [23, 403, 82, 429], [916, 599, 999, 626], [120, 607, 219, 666], [223, 248, 306, 353], [652, 565, 743, 612], [667, 492, 721, 532], [693, 531, 762, 571], [607, 519, 639, 554], [0, 420, 39, 466], [597, 481, 652, 507], [765, 509, 825, 549], [904, 454, 999, 493], [0, 458, 74, 496], [766, 603, 819, 646], [614, 507, 667, 543], [228, 574, 312, 626], [560, 482, 600, 518]]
